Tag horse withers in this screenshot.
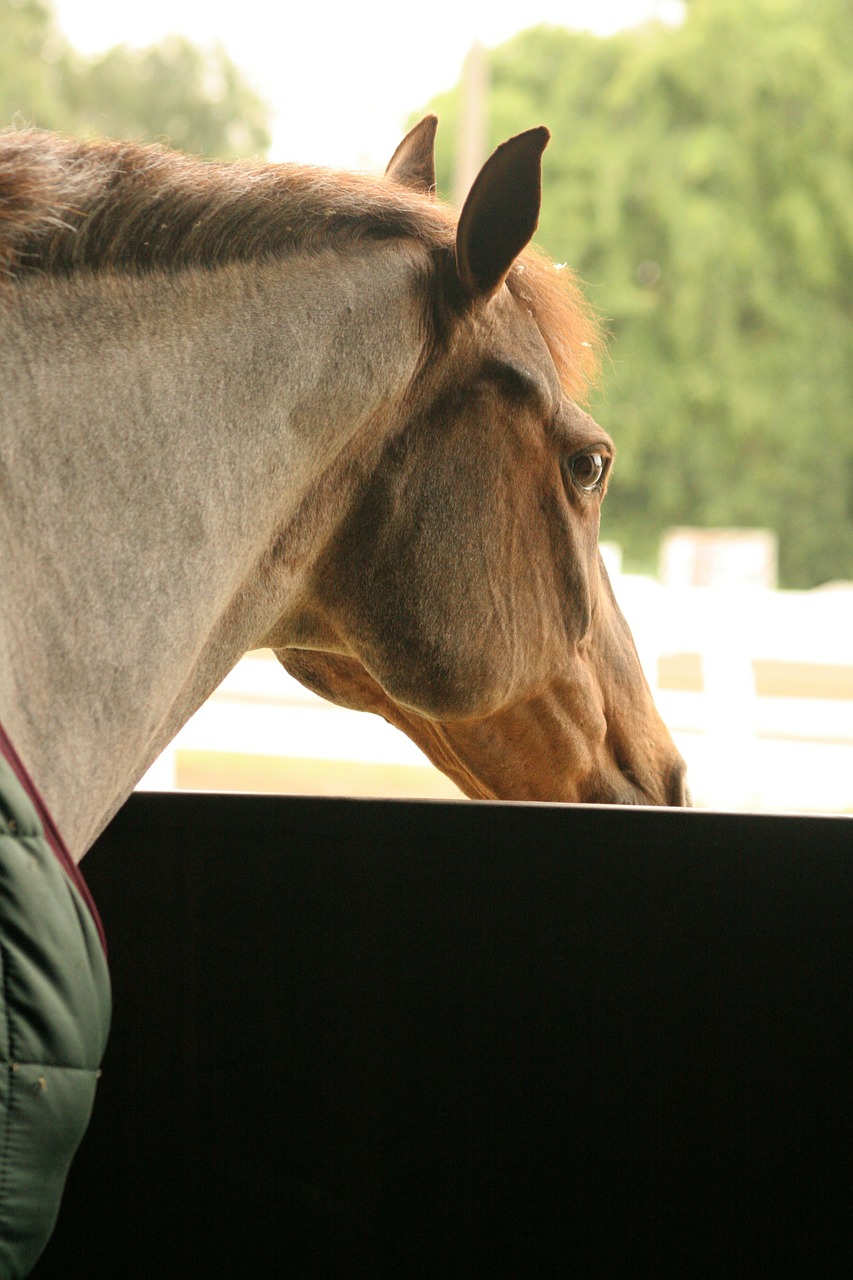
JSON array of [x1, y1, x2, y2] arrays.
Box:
[[0, 116, 686, 1276]]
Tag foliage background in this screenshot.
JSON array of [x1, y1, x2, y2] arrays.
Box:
[[425, 0, 853, 586], [0, 0, 269, 158]]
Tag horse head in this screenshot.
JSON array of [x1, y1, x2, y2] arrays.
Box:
[[271, 119, 687, 806]]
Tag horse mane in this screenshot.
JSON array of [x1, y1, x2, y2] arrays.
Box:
[[0, 127, 601, 399]]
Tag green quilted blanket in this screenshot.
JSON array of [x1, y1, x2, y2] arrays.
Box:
[[0, 755, 111, 1278]]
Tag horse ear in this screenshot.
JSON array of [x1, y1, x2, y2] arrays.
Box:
[[385, 115, 438, 196], [455, 126, 550, 302]]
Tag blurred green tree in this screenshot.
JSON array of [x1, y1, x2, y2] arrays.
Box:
[[0, 0, 270, 159], [425, 0, 853, 586], [0, 0, 66, 127]]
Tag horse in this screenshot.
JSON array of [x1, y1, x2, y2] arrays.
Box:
[[0, 116, 686, 1274]]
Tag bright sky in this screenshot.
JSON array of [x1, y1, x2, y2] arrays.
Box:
[[51, 0, 683, 170]]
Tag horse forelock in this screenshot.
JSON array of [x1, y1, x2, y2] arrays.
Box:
[[506, 250, 603, 402], [0, 127, 601, 401]]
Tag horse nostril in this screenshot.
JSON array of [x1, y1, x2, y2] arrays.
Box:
[[667, 758, 690, 807]]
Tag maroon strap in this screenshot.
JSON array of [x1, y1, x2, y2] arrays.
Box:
[[0, 719, 107, 956]]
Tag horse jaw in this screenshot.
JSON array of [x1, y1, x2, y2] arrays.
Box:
[[275, 647, 688, 808]]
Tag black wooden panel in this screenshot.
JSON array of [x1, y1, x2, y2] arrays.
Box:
[[32, 795, 853, 1278]]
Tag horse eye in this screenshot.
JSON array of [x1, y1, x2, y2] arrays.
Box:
[[568, 451, 606, 493]]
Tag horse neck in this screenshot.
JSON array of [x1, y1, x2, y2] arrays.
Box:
[[0, 243, 425, 857]]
